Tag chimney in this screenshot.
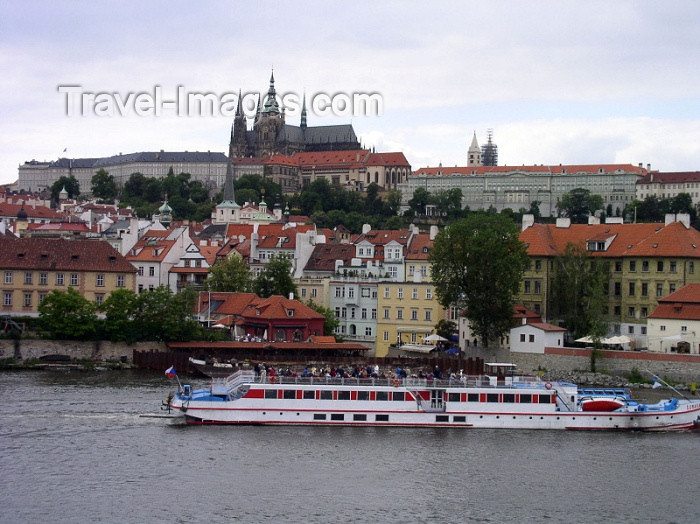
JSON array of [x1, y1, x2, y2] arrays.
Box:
[[647, 163, 651, 171], [362, 223, 371, 234], [288, 292, 294, 300], [588, 216, 600, 225], [664, 214, 675, 226], [638, 163, 643, 168], [555, 218, 571, 229], [677, 213, 691, 229], [521, 214, 535, 231], [429, 225, 439, 240]]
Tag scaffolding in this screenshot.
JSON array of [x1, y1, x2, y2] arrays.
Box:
[[481, 129, 498, 166]]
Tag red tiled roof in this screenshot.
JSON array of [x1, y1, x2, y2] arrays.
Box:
[[0, 202, 64, 220], [656, 283, 700, 304], [240, 295, 324, 321], [355, 229, 412, 246], [520, 222, 700, 258], [528, 322, 567, 332], [366, 152, 411, 167], [405, 233, 433, 260], [637, 171, 700, 184], [304, 243, 356, 272], [0, 237, 136, 272], [649, 284, 700, 321], [414, 163, 646, 177]]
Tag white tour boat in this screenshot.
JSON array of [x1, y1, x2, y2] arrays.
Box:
[[164, 368, 700, 431]]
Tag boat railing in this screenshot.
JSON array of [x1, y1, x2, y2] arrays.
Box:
[[228, 374, 548, 390]]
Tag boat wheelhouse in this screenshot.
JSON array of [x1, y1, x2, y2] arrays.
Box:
[[166, 367, 700, 431]]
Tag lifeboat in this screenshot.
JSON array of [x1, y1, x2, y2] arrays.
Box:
[[580, 396, 626, 412]]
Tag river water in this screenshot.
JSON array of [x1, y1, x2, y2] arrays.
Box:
[[0, 369, 698, 524]]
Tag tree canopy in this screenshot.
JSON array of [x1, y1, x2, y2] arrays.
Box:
[[550, 243, 609, 341], [429, 213, 529, 347], [37, 288, 97, 339], [206, 254, 252, 292], [91, 169, 118, 201], [253, 255, 297, 299], [557, 188, 604, 223], [50, 176, 80, 201]]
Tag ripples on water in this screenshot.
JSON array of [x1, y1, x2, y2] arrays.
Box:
[[0, 370, 698, 524]]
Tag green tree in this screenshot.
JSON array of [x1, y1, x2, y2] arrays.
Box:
[[557, 188, 604, 223], [50, 175, 80, 201], [100, 289, 140, 342], [206, 254, 252, 292], [551, 243, 609, 341], [91, 168, 117, 201], [434, 319, 457, 341], [429, 213, 529, 348], [385, 189, 402, 215], [37, 288, 97, 340], [253, 255, 297, 298], [305, 300, 339, 337], [408, 187, 430, 215], [133, 286, 201, 341]]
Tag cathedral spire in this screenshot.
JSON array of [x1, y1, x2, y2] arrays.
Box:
[[235, 88, 243, 117], [300, 92, 307, 129], [467, 131, 482, 167], [262, 68, 280, 114]]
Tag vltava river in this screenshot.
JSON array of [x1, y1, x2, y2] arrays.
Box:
[[0, 370, 698, 523]]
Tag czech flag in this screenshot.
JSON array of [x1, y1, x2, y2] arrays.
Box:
[[165, 366, 177, 378]]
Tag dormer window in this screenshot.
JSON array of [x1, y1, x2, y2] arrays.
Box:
[[287, 309, 294, 317]]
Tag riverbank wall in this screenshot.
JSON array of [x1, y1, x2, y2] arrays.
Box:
[[2, 339, 700, 384], [0, 339, 166, 362]]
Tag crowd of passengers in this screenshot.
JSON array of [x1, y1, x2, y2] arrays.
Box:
[[251, 363, 477, 383]]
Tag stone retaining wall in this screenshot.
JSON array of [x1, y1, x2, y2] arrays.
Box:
[[0, 339, 167, 362]]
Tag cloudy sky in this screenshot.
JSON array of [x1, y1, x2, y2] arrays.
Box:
[[1, 1, 699, 187]]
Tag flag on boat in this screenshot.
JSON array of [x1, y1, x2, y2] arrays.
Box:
[[165, 366, 177, 378]]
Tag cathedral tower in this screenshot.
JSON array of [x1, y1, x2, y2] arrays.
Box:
[[467, 132, 482, 167]]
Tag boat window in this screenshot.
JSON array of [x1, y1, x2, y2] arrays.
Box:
[[538, 395, 552, 404], [320, 390, 333, 400], [453, 416, 466, 423], [392, 392, 405, 401], [519, 394, 532, 403], [331, 414, 344, 421], [448, 393, 461, 402], [503, 394, 515, 403], [303, 390, 315, 399], [376, 391, 389, 401], [436, 415, 449, 423], [337, 390, 350, 400], [313, 413, 326, 420], [375, 414, 389, 422], [357, 390, 369, 401], [353, 414, 367, 421], [467, 393, 479, 402], [264, 389, 277, 399], [283, 390, 295, 400], [486, 393, 499, 403]]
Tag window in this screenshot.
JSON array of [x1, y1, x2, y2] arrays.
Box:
[[520, 334, 526, 342], [614, 306, 621, 316], [534, 281, 541, 294], [384, 287, 390, 299], [4, 272, 12, 285], [335, 286, 343, 298], [411, 309, 418, 321], [615, 261, 622, 272], [529, 334, 535, 343], [39, 273, 48, 285], [657, 261, 664, 272], [425, 310, 432, 321], [388, 266, 398, 278], [96, 274, 105, 287], [335, 307, 341, 318], [138, 266, 144, 276], [38, 292, 47, 304], [397, 288, 404, 299], [95, 294, 105, 306], [341, 307, 347, 318], [628, 307, 635, 317], [420, 266, 427, 276], [426, 288, 432, 300], [641, 307, 648, 318], [376, 391, 388, 401], [629, 261, 636, 272], [4, 292, 12, 306], [311, 289, 317, 298], [24, 272, 32, 285], [641, 326, 647, 335], [56, 273, 64, 286], [361, 308, 367, 319], [690, 262, 695, 274], [371, 308, 377, 319], [348, 288, 355, 299], [614, 282, 621, 296], [149, 266, 155, 277], [535, 260, 542, 271], [642, 260, 649, 272], [361, 287, 370, 298], [524, 281, 531, 293], [669, 283, 676, 293], [628, 282, 635, 296], [412, 288, 418, 299], [660, 325, 666, 332], [365, 327, 372, 336], [383, 308, 390, 319], [70, 273, 79, 286], [670, 261, 677, 273], [383, 331, 389, 341], [408, 265, 415, 276], [681, 325, 688, 332], [641, 283, 648, 297], [397, 309, 403, 320], [23, 293, 31, 307], [350, 308, 355, 319], [656, 283, 663, 297], [301, 288, 307, 298]]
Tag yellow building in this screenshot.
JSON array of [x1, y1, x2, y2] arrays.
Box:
[[0, 237, 137, 316]]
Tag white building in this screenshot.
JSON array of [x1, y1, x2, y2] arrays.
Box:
[[510, 322, 567, 354]]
